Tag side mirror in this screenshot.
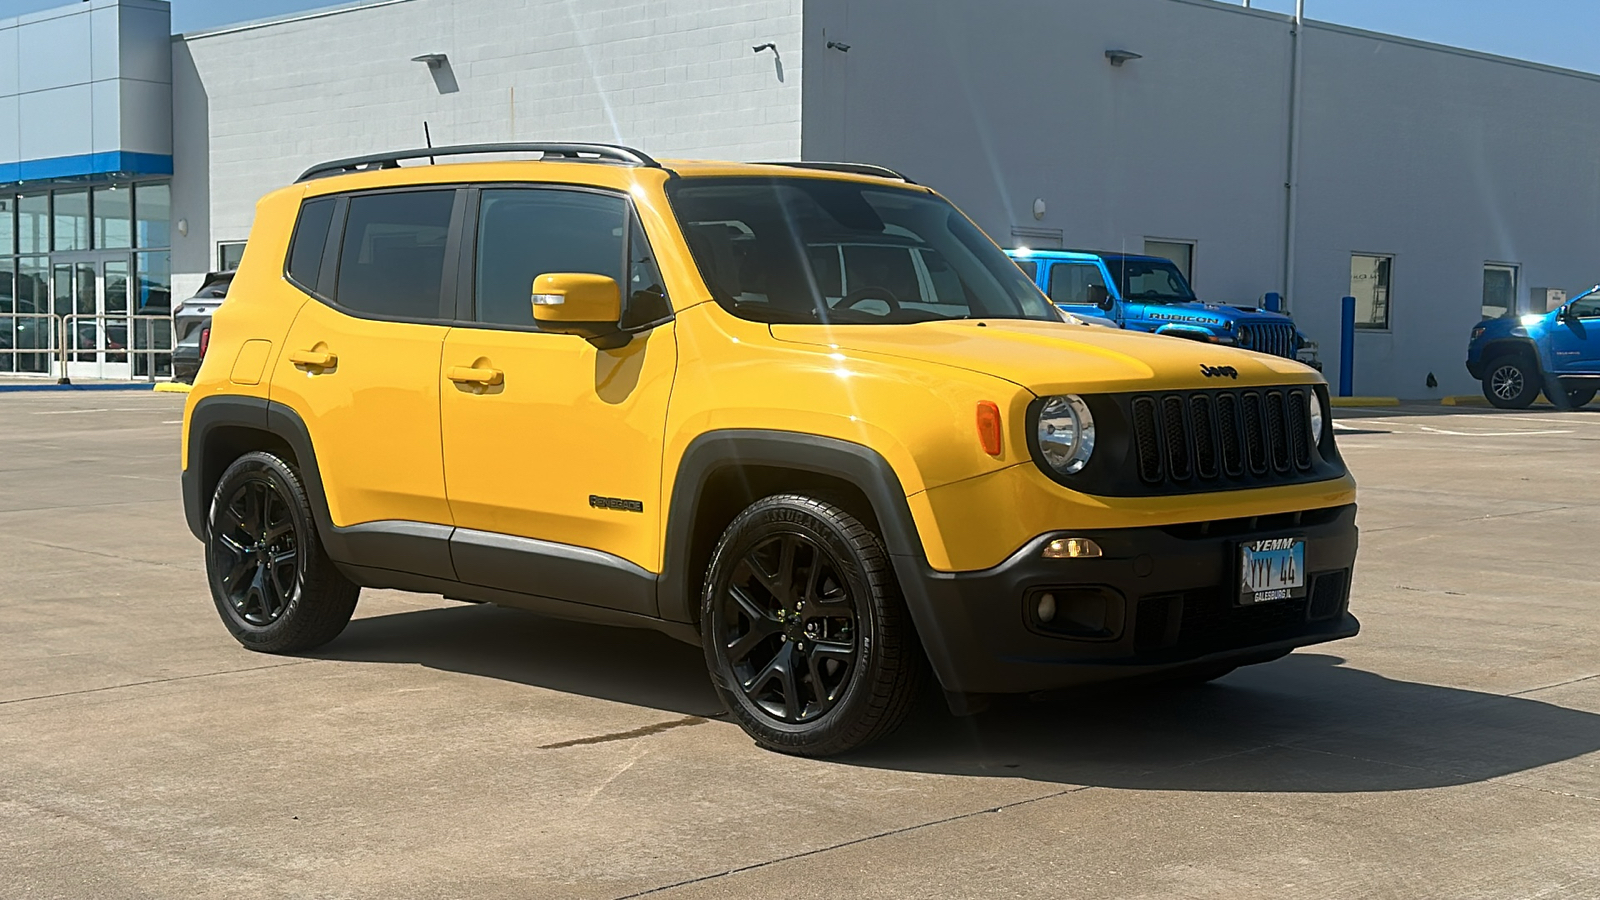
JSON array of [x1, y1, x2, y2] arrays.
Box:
[[1087, 284, 1114, 311], [531, 273, 627, 348]]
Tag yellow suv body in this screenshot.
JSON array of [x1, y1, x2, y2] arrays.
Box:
[[182, 144, 1357, 756]]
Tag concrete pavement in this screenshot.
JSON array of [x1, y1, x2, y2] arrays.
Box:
[[1, 393, 1596, 899]]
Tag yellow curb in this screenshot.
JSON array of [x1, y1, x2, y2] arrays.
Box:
[[1441, 394, 1558, 408], [153, 382, 192, 394], [1329, 396, 1399, 407]]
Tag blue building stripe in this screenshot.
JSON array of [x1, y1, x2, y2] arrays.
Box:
[[0, 151, 174, 186]]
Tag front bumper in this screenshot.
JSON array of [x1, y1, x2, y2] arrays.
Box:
[[895, 503, 1359, 694]]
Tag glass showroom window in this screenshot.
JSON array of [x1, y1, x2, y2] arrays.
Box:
[[94, 185, 133, 249], [135, 183, 171, 249], [1483, 263, 1518, 319], [1350, 253, 1393, 330], [1, 195, 14, 254], [18, 194, 48, 254], [133, 251, 172, 377], [53, 189, 90, 252]]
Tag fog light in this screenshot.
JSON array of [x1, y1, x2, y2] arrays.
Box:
[[1037, 593, 1057, 623], [1042, 537, 1103, 559]]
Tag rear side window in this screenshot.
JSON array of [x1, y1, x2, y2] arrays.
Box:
[[1013, 259, 1038, 279], [474, 189, 626, 328], [1048, 262, 1108, 305], [286, 198, 336, 293], [336, 190, 455, 320]]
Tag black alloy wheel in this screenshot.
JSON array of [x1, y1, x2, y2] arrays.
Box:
[[719, 532, 860, 723], [205, 451, 359, 653], [213, 477, 299, 626], [702, 495, 925, 756]]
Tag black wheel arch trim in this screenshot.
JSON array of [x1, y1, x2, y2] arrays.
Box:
[[1480, 338, 1542, 372]]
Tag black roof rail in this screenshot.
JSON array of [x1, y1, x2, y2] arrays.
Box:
[[752, 161, 915, 184], [297, 142, 660, 182]]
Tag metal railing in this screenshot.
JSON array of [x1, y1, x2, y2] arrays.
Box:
[[0, 313, 65, 378], [0, 312, 176, 383], [59, 313, 177, 383]]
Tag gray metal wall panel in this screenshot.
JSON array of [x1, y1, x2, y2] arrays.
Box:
[[90, 5, 122, 83], [0, 25, 18, 97], [17, 12, 92, 94], [0, 96, 18, 164], [117, 76, 172, 156], [18, 85, 92, 160], [119, 4, 173, 85]]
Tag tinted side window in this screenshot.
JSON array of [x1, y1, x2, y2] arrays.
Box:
[[335, 190, 454, 319], [286, 197, 336, 293], [623, 216, 672, 328], [475, 189, 625, 328], [1048, 263, 1107, 305], [1014, 259, 1038, 280]]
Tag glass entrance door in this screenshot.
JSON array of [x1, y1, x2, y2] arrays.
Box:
[[58, 253, 132, 380]]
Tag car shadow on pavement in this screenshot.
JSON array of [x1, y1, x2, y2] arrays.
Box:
[[317, 604, 1600, 794], [313, 602, 726, 718], [852, 652, 1600, 793]]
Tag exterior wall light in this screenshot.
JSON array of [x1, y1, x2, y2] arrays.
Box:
[[411, 53, 449, 69], [1105, 49, 1143, 67]]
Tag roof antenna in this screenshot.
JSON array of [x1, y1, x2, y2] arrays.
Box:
[[423, 121, 435, 165]]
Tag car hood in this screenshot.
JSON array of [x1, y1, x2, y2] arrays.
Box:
[[769, 319, 1319, 395]]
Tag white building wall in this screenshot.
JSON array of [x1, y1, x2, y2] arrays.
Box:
[[171, 0, 803, 285], [807, 0, 1600, 398]]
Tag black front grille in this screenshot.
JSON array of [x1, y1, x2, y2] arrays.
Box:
[[1246, 322, 1298, 359], [1132, 387, 1317, 490]]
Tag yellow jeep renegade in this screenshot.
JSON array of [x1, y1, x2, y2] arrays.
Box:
[[182, 143, 1358, 756]]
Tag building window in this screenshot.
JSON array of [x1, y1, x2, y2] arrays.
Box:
[[53, 189, 90, 252], [1350, 253, 1393, 330], [135, 183, 171, 249], [18, 194, 49, 254], [94, 186, 133, 250], [1145, 239, 1195, 283], [217, 241, 247, 271], [0, 196, 14, 254], [1482, 263, 1518, 320]]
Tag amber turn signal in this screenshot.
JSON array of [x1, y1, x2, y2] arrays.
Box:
[[976, 401, 1003, 456]]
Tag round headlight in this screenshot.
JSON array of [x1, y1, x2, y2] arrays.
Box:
[[1309, 392, 1325, 445], [1037, 395, 1096, 475], [1238, 325, 1254, 347]]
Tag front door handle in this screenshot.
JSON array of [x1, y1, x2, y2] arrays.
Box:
[[447, 365, 504, 386], [290, 349, 338, 369]]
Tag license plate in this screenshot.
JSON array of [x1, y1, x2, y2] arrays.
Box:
[[1238, 537, 1306, 605]]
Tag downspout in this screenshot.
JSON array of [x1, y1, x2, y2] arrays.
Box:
[[1282, 0, 1305, 312]]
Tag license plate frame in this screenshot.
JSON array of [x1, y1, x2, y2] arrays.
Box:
[[1237, 536, 1307, 606]]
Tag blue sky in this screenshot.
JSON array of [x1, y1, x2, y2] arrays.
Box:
[[3, 0, 1599, 73]]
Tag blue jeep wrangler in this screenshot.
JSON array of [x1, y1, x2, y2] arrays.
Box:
[[1007, 249, 1316, 365], [1467, 285, 1600, 409]]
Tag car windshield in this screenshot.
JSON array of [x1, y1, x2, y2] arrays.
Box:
[[1104, 256, 1197, 303], [667, 177, 1058, 324]]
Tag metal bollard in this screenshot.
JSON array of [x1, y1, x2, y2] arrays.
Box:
[[1339, 296, 1356, 397], [1263, 292, 1282, 313]]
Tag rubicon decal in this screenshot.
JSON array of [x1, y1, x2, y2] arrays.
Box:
[[1200, 364, 1239, 379], [589, 494, 644, 513]]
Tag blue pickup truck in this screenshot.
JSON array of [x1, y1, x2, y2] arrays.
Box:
[[1007, 249, 1316, 366], [1467, 285, 1600, 409]]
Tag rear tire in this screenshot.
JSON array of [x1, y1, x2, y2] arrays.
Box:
[[205, 451, 359, 653], [701, 494, 926, 757], [1564, 386, 1596, 408], [1482, 356, 1540, 409]]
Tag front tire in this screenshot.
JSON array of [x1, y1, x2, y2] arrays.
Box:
[[1482, 355, 1540, 409], [205, 451, 359, 653], [701, 495, 926, 757]]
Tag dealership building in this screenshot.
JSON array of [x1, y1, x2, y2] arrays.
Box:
[[5, 0, 1600, 395]]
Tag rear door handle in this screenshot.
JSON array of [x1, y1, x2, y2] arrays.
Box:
[[289, 349, 337, 368], [447, 365, 504, 386]]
